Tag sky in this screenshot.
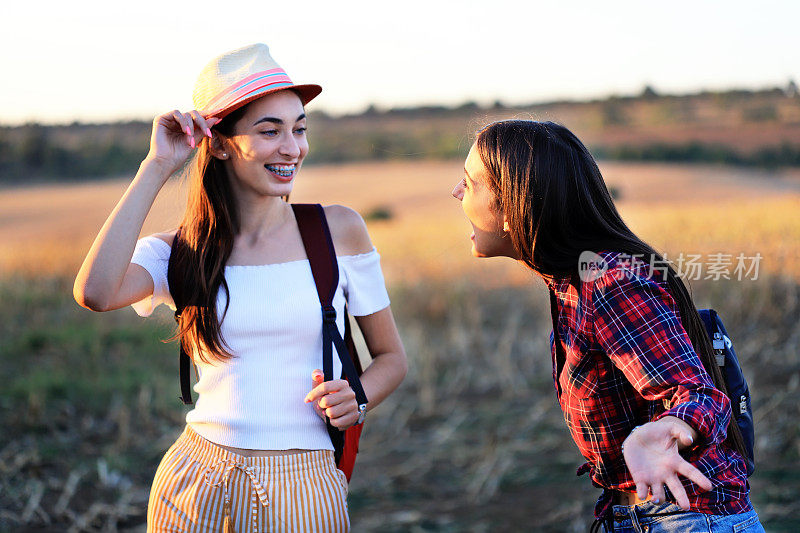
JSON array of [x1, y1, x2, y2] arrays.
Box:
[[2, 0, 798, 125]]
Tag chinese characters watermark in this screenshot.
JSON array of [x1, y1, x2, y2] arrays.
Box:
[[578, 251, 763, 283]]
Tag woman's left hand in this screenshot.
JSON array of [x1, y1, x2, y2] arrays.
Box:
[[622, 416, 714, 509], [304, 369, 361, 430]]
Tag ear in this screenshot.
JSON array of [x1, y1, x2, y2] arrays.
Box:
[[209, 135, 229, 160]]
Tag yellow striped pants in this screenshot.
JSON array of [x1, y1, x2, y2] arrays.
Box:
[[147, 426, 350, 532]]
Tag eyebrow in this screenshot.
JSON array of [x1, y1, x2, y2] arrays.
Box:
[[252, 113, 306, 126]]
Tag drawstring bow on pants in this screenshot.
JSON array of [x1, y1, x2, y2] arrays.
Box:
[[204, 459, 270, 533]]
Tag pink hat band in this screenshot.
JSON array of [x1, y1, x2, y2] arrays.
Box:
[[203, 68, 293, 117]]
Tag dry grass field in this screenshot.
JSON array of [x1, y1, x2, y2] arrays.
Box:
[[1, 160, 800, 531], [2, 159, 799, 282]]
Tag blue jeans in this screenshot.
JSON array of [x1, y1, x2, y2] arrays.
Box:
[[609, 501, 765, 532]]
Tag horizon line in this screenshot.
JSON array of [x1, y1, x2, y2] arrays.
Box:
[[2, 80, 797, 128]]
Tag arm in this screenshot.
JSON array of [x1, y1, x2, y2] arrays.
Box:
[[592, 271, 723, 507], [622, 416, 712, 509], [304, 205, 408, 428], [592, 272, 731, 448], [355, 307, 408, 410], [73, 111, 217, 311], [73, 159, 171, 311], [305, 307, 407, 429]]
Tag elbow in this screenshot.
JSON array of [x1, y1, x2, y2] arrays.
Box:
[[375, 347, 408, 386], [396, 348, 409, 382], [73, 280, 110, 312]]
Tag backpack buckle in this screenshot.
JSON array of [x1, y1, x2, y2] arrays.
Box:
[[322, 305, 337, 323], [712, 332, 726, 365], [712, 332, 725, 351], [355, 403, 367, 425]]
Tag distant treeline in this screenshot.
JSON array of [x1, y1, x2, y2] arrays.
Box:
[[593, 142, 800, 168], [2, 85, 799, 183], [0, 122, 151, 182]]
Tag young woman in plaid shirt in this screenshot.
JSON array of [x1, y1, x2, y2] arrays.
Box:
[[452, 120, 764, 532]]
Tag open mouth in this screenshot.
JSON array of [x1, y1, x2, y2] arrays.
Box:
[[264, 163, 297, 180]]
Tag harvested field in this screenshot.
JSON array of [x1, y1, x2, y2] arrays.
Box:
[[2, 160, 800, 281], [1, 160, 799, 531]]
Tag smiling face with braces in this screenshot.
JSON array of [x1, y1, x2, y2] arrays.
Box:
[[220, 90, 309, 199]]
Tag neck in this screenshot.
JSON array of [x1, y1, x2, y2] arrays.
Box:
[[235, 195, 292, 244]]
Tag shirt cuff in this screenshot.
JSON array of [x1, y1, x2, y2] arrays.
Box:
[[655, 399, 726, 448]]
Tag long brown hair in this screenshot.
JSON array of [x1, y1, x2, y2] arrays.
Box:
[[169, 106, 248, 363], [475, 120, 747, 459]]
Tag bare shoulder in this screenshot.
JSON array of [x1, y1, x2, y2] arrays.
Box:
[[148, 229, 178, 247], [323, 205, 374, 256]]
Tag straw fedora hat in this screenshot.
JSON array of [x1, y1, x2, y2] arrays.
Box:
[[192, 43, 322, 120]]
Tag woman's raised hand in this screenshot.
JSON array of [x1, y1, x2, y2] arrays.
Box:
[[622, 416, 713, 509], [305, 369, 361, 430], [145, 110, 221, 178]]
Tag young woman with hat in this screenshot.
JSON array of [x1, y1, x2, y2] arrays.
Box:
[[74, 43, 407, 532], [451, 120, 765, 532]]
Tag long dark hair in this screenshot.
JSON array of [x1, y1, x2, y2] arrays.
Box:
[[476, 119, 747, 459], [168, 105, 249, 363]]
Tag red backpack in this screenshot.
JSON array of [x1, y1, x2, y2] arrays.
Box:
[[167, 203, 368, 480]]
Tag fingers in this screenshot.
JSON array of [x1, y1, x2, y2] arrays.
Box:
[[677, 460, 713, 492], [304, 379, 349, 403], [168, 110, 196, 148], [635, 481, 649, 502], [189, 111, 215, 141], [328, 410, 359, 430], [163, 110, 220, 149], [306, 381, 356, 416], [665, 474, 690, 510], [304, 374, 359, 428], [631, 462, 711, 509], [311, 401, 326, 421], [306, 369, 324, 419], [317, 388, 356, 409], [669, 423, 695, 451], [322, 398, 357, 419], [650, 480, 667, 504]]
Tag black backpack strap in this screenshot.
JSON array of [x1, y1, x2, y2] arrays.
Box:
[[292, 203, 369, 409], [698, 308, 755, 475], [178, 345, 193, 405], [169, 208, 369, 413], [549, 276, 583, 397], [549, 288, 567, 397], [167, 227, 194, 405]]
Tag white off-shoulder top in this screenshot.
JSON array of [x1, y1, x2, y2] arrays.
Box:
[[130, 236, 390, 451]]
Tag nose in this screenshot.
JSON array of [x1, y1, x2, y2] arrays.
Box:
[[451, 180, 464, 201], [279, 133, 301, 159]]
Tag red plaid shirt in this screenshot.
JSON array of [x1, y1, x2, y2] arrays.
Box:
[[548, 251, 751, 517]]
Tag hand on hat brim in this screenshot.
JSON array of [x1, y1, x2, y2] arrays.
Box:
[[147, 111, 222, 176]]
